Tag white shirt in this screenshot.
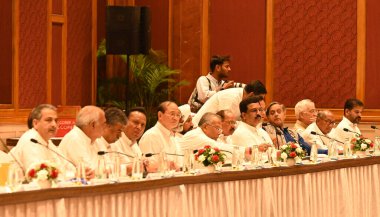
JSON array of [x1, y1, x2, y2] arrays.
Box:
[[192, 88, 244, 126], [177, 127, 219, 151], [10, 128, 75, 175], [196, 74, 220, 102], [294, 120, 308, 134], [301, 122, 329, 150], [330, 116, 361, 144], [139, 122, 182, 164], [230, 122, 273, 148], [59, 126, 99, 169], [111, 132, 142, 164]]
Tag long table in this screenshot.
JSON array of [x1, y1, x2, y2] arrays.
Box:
[[1, 156, 380, 217]]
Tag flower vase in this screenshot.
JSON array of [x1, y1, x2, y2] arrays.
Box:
[[206, 165, 215, 173], [354, 151, 366, 157], [286, 158, 296, 166], [37, 179, 52, 189]]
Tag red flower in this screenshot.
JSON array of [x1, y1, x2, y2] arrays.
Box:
[[40, 163, 47, 169], [195, 155, 198, 160], [289, 152, 296, 158], [370, 143, 375, 148], [351, 138, 357, 143], [51, 169, 59, 179], [204, 145, 211, 149], [213, 147, 220, 152], [290, 143, 297, 149], [211, 155, 219, 162], [277, 151, 281, 157], [198, 149, 205, 155], [28, 169, 36, 178]]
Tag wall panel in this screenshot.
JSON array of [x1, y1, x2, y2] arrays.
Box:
[[272, 0, 357, 108], [66, 0, 93, 106], [210, 0, 266, 84], [365, 0, 380, 109], [18, 0, 48, 108], [52, 24, 63, 106]]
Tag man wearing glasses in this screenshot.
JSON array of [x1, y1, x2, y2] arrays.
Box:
[[139, 101, 182, 171], [294, 99, 317, 134], [301, 110, 336, 151], [230, 96, 272, 151]]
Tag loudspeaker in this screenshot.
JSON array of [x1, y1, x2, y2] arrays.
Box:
[[106, 6, 151, 55]]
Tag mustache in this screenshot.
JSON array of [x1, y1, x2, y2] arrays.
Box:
[[255, 114, 262, 120]]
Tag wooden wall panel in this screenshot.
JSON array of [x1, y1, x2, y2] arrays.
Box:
[[210, 0, 266, 84], [18, 0, 48, 108], [66, 1, 93, 106], [365, 0, 380, 109], [0, 0, 13, 104], [272, 0, 357, 108], [52, 24, 63, 106]]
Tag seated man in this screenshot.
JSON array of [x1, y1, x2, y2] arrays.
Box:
[[10, 104, 76, 177], [265, 102, 327, 155], [59, 105, 106, 179], [216, 110, 237, 144], [330, 98, 364, 143], [94, 107, 127, 157], [302, 110, 336, 150], [192, 80, 267, 126], [294, 99, 317, 134], [230, 96, 272, 151], [111, 107, 147, 162], [139, 101, 182, 170]]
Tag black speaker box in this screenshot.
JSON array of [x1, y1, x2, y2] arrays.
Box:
[[106, 6, 151, 55]]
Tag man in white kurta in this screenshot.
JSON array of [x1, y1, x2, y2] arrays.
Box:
[[293, 99, 317, 134], [192, 80, 267, 126], [59, 106, 106, 178], [139, 101, 182, 169], [10, 104, 76, 177], [302, 110, 336, 150], [230, 96, 273, 149], [330, 98, 364, 144]]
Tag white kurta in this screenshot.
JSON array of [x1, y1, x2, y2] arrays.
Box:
[[301, 122, 329, 150], [110, 132, 142, 164], [139, 122, 182, 164], [330, 116, 361, 144], [294, 120, 308, 134], [10, 128, 75, 175], [230, 122, 273, 148], [177, 127, 219, 151], [192, 88, 244, 126], [58, 126, 99, 169]]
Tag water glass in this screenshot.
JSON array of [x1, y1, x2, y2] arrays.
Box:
[[131, 155, 143, 180], [7, 163, 24, 191]]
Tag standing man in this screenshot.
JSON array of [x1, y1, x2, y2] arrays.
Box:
[[10, 104, 75, 175], [330, 98, 364, 143], [139, 101, 182, 170], [59, 105, 106, 179], [188, 55, 235, 112], [294, 99, 317, 134]]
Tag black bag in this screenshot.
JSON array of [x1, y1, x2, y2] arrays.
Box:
[[188, 76, 211, 113]]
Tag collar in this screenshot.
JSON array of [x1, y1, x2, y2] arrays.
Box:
[[342, 116, 357, 128], [98, 136, 111, 150], [30, 128, 49, 146], [73, 125, 92, 145], [295, 120, 308, 130], [206, 73, 219, 84], [156, 121, 176, 138], [120, 132, 134, 147], [240, 121, 259, 133]]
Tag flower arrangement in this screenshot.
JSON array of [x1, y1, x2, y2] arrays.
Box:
[[350, 135, 374, 151], [277, 142, 305, 162], [195, 145, 226, 167], [26, 161, 60, 182]]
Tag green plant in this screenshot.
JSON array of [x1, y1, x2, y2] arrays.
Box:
[[97, 39, 189, 128]]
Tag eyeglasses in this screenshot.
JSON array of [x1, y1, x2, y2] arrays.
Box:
[[322, 118, 336, 126], [224, 120, 237, 126], [206, 123, 223, 133], [165, 112, 182, 119]]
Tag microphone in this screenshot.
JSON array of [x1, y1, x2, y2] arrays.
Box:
[[310, 131, 344, 144], [371, 125, 379, 130], [144, 152, 184, 157], [97, 151, 134, 158], [343, 128, 361, 136], [30, 138, 76, 167], [0, 138, 25, 176]]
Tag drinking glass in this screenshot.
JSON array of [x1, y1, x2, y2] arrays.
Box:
[[7, 163, 24, 191], [131, 155, 143, 180]]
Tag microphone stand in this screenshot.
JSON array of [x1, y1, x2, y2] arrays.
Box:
[[310, 131, 344, 144], [343, 128, 361, 136], [0, 138, 26, 178]]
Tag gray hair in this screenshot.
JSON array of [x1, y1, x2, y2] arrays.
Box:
[[105, 107, 127, 126], [28, 104, 57, 129], [199, 112, 221, 127], [76, 106, 104, 128], [294, 99, 314, 119]]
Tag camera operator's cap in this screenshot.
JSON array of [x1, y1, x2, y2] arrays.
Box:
[[179, 104, 191, 121]]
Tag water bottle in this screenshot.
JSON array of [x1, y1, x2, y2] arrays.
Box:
[[95, 155, 106, 179], [343, 138, 352, 157], [310, 141, 318, 163]]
